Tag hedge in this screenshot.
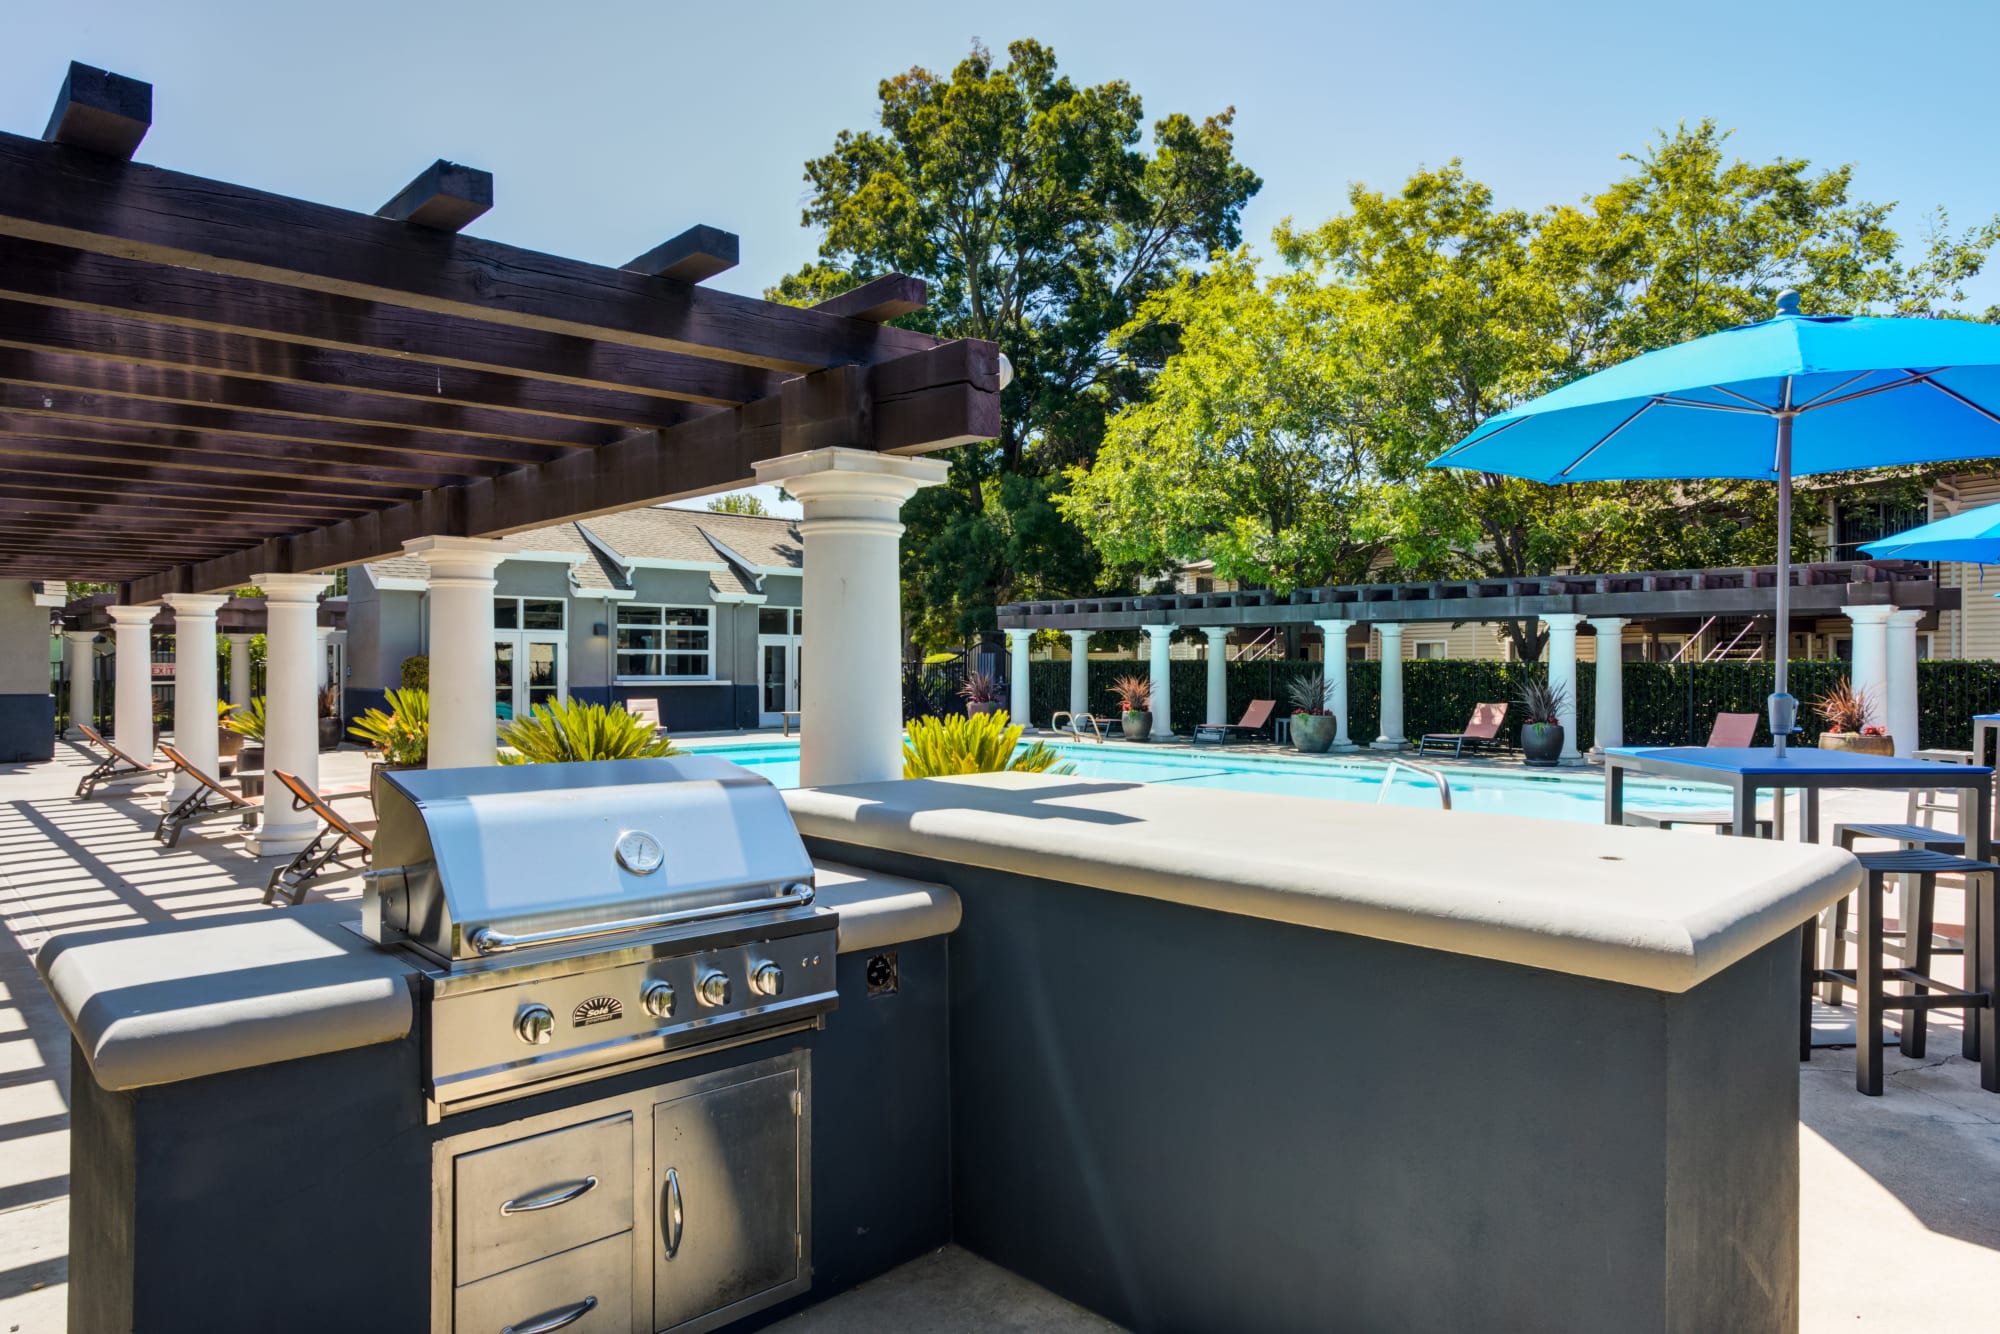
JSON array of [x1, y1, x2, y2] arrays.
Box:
[[1021, 657, 2000, 753]]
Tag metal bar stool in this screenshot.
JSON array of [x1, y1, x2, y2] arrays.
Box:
[[1823, 823, 1967, 1009], [1805, 848, 1997, 1096]]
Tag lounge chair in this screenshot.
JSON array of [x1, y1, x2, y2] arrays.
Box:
[[1418, 703, 1508, 759], [1706, 712, 1759, 748], [1623, 711, 1771, 835], [625, 697, 663, 731], [155, 742, 259, 848], [264, 770, 374, 906], [73, 722, 165, 799], [1193, 700, 1277, 745]]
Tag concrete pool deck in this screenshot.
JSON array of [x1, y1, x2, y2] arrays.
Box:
[[0, 737, 1995, 1330]]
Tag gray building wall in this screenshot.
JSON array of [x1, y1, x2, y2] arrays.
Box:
[[0, 581, 54, 761]]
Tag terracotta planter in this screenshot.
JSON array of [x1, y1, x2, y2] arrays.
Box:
[[1292, 712, 1339, 754], [217, 727, 243, 762], [1521, 722, 1564, 767], [1817, 731, 1894, 757], [1122, 710, 1152, 741]]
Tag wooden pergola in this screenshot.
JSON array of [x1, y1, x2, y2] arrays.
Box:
[[0, 62, 998, 601]]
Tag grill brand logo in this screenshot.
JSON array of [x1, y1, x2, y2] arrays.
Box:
[[572, 995, 624, 1027]]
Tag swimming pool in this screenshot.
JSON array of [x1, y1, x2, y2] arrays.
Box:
[[679, 738, 1733, 824]]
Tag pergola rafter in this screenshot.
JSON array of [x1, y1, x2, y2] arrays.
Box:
[[0, 62, 997, 597]]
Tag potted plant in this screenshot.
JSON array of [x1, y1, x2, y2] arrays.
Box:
[[1288, 672, 1339, 754], [317, 684, 342, 752], [499, 698, 681, 763], [1516, 673, 1569, 767], [348, 687, 429, 805], [958, 670, 1002, 716], [1110, 674, 1152, 741], [215, 699, 243, 769], [1813, 678, 1892, 756], [221, 697, 267, 786]]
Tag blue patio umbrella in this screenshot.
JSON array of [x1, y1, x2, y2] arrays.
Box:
[[1433, 291, 2000, 753], [1860, 500, 2000, 563]]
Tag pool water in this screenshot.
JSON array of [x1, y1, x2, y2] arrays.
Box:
[[680, 738, 1731, 824]]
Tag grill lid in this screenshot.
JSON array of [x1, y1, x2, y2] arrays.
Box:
[[365, 756, 814, 966]]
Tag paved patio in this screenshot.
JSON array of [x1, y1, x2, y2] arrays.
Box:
[[0, 739, 1996, 1331]]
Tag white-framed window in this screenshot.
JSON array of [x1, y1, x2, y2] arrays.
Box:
[[494, 597, 566, 631], [617, 604, 712, 680], [1413, 640, 1448, 661]]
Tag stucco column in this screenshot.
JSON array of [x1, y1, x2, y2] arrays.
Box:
[[315, 625, 333, 688], [1067, 630, 1091, 720], [1543, 614, 1584, 765], [63, 630, 96, 738], [1373, 623, 1405, 750], [1202, 628, 1229, 726], [161, 593, 228, 803], [1005, 628, 1033, 727], [107, 605, 159, 761], [226, 632, 256, 709], [406, 537, 520, 771], [1315, 619, 1356, 750], [1885, 609, 1923, 757], [1844, 605, 1893, 732], [248, 573, 331, 854], [754, 448, 949, 787], [1588, 617, 1628, 757], [1144, 625, 1175, 740]]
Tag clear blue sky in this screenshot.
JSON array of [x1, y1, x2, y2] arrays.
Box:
[[9, 0, 1998, 511]]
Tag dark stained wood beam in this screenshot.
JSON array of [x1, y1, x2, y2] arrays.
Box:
[[42, 63, 151, 160], [0, 235, 782, 407], [0, 534, 242, 559], [0, 494, 325, 531], [0, 514, 277, 541], [0, 430, 495, 489], [0, 468, 378, 516], [812, 274, 926, 323], [871, 339, 1005, 453], [623, 225, 739, 284], [0, 132, 938, 373], [377, 160, 492, 233], [0, 299, 703, 432]]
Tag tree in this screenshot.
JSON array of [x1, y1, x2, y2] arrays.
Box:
[[706, 493, 770, 517], [773, 39, 1261, 645]]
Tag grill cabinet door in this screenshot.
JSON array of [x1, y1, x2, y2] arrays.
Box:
[[652, 1068, 804, 1332]]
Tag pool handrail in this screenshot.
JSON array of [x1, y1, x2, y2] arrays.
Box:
[[1373, 757, 1453, 811], [1049, 711, 1107, 743]]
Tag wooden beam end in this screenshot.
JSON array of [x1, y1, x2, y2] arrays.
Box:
[[812, 274, 927, 323], [623, 225, 739, 283], [377, 160, 493, 233], [43, 61, 152, 160]]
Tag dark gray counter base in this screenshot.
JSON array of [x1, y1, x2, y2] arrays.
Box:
[[805, 838, 1802, 1334]]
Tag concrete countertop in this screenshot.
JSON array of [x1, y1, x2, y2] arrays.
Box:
[[783, 772, 1862, 993]]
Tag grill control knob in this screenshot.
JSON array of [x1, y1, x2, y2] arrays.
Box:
[[696, 971, 731, 1008], [751, 963, 785, 998], [515, 1003, 556, 1046], [641, 980, 677, 1020]]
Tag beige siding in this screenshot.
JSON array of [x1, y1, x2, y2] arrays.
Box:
[[1931, 474, 2000, 661]]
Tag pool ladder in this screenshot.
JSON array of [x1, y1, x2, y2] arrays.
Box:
[[1048, 711, 1107, 743], [1372, 757, 1454, 811]]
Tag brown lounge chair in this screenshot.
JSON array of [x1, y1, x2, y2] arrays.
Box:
[[625, 697, 663, 731], [1193, 699, 1277, 744], [155, 742, 259, 847], [1624, 712, 1773, 835], [264, 769, 374, 906], [1418, 703, 1509, 759], [73, 722, 164, 799]]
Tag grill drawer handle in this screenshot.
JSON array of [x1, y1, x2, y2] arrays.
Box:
[[499, 1175, 598, 1217], [469, 883, 817, 956], [662, 1167, 684, 1260], [500, 1296, 597, 1334]]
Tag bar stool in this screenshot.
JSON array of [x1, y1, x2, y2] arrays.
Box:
[[1823, 823, 1967, 1007], [1805, 849, 1997, 1096], [1908, 747, 1974, 827]]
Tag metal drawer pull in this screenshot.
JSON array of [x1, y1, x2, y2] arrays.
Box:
[[501, 1296, 597, 1334], [470, 884, 817, 955], [662, 1167, 684, 1259], [498, 1176, 599, 1216]]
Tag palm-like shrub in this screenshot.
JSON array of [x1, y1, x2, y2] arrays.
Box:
[[221, 696, 267, 743], [499, 698, 681, 764], [902, 710, 1075, 778], [348, 688, 429, 766]]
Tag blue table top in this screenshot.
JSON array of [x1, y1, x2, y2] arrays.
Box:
[[1606, 746, 1994, 780], [1975, 714, 2000, 722]]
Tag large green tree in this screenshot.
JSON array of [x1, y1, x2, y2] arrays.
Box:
[[772, 40, 1261, 645]]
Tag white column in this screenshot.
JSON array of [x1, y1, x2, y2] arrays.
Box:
[[1005, 628, 1033, 727], [63, 630, 96, 739], [1543, 614, 1584, 765], [226, 633, 255, 708], [1202, 628, 1229, 726], [1315, 619, 1356, 749], [1067, 630, 1091, 720], [1587, 617, 1628, 757], [754, 448, 949, 786], [107, 605, 159, 762], [1885, 609, 1923, 757], [247, 573, 331, 854], [1373, 623, 1405, 749], [161, 593, 228, 802], [1144, 625, 1175, 740], [406, 537, 520, 771], [315, 625, 333, 688], [1845, 605, 1893, 732]]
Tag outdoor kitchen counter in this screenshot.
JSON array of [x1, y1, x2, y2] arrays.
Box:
[[783, 771, 1858, 992]]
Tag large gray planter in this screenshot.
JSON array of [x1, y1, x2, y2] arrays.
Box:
[[1122, 710, 1152, 741], [1521, 722, 1564, 767], [1292, 713, 1339, 753]]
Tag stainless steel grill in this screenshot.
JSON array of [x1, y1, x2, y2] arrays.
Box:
[[363, 757, 838, 1115]]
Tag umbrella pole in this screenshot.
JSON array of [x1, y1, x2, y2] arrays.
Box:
[[1771, 409, 1797, 758]]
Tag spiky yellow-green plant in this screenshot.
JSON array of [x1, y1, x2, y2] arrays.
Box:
[[499, 697, 681, 764], [902, 711, 1075, 779], [347, 688, 429, 766]]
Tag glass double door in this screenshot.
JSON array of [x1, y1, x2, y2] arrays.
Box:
[[494, 632, 565, 723], [758, 607, 801, 729]]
